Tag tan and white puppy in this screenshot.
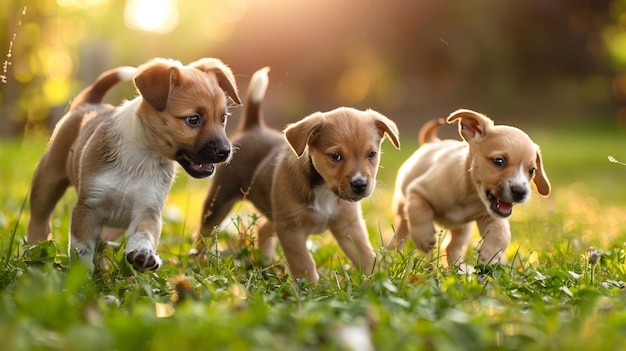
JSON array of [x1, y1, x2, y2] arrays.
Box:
[[387, 109, 550, 267], [28, 58, 241, 272], [195, 68, 400, 282]]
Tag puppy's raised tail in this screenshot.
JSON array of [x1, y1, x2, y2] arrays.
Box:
[[239, 66, 270, 131], [418, 118, 445, 145], [68, 66, 136, 111]]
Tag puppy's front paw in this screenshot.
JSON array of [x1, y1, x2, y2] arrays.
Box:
[[414, 234, 437, 253], [126, 248, 162, 272], [478, 247, 505, 265], [70, 240, 96, 271], [125, 232, 162, 272]]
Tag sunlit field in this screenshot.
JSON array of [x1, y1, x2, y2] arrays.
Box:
[[1, 121, 626, 351]]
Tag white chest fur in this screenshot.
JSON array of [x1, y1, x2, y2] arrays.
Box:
[[79, 100, 176, 229], [83, 143, 175, 229], [309, 184, 340, 233]]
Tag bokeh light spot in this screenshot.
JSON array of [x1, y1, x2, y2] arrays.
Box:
[[43, 79, 71, 105], [44, 51, 73, 80], [212, 0, 249, 24], [124, 0, 179, 33], [337, 68, 370, 103]]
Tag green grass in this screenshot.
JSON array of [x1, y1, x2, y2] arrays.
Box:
[[1, 123, 626, 351]]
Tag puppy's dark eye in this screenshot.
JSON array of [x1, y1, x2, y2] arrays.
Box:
[[368, 151, 377, 159], [529, 167, 536, 176], [329, 153, 342, 162], [492, 158, 506, 167], [186, 115, 201, 126]]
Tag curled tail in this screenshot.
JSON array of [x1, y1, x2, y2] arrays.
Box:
[[68, 66, 136, 111], [238, 66, 270, 131], [418, 118, 445, 145]]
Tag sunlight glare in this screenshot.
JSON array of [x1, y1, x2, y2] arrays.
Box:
[[124, 0, 179, 33]]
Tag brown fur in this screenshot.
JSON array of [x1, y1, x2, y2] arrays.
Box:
[[387, 109, 550, 268], [195, 67, 400, 282], [28, 58, 240, 272]]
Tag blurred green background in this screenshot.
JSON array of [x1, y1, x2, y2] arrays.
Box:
[[3, 0, 626, 137]]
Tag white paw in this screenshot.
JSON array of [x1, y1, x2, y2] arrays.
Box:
[[125, 232, 162, 272], [126, 248, 162, 272]]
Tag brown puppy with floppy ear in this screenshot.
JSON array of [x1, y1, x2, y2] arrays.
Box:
[[387, 109, 550, 268], [196, 67, 400, 282], [28, 57, 241, 272]]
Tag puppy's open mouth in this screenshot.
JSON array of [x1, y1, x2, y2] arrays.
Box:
[[487, 191, 513, 218], [177, 153, 216, 179]]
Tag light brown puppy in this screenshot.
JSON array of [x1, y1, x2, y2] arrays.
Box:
[[387, 109, 550, 267], [195, 68, 400, 282], [28, 58, 241, 272]]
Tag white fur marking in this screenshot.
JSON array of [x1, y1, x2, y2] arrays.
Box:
[[126, 232, 156, 253], [249, 67, 270, 103], [86, 98, 176, 229], [513, 163, 530, 188], [351, 172, 364, 182], [309, 184, 340, 233], [116, 67, 137, 82]]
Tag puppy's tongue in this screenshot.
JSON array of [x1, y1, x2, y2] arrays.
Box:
[[488, 193, 513, 217], [496, 199, 513, 213]]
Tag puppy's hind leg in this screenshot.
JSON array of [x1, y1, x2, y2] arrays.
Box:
[[386, 200, 409, 250], [69, 203, 102, 271], [28, 158, 71, 244]]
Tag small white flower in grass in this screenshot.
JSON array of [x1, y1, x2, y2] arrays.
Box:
[[102, 295, 120, 307], [335, 325, 374, 351], [608, 156, 626, 166], [559, 285, 574, 297], [568, 271, 581, 279], [588, 246, 601, 265]]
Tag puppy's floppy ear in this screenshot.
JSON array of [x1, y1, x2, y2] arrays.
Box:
[[368, 109, 401, 149], [284, 113, 323, 157], [134, 59, 180, 112], [191, 58, 241, 105], [446, 109, 494, 142], [533, 145, 551, 196]]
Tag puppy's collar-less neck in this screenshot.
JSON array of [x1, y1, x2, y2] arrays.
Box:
[[307, 154, 324, 186], [109, 99, 172, 167]]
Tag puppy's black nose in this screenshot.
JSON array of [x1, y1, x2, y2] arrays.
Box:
[[351, 178, 367, 194], [206, 140, 231, 162], [510, 185, 528, 202], [215, 143, 231, 159]]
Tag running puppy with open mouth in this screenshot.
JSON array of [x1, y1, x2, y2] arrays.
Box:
[[387, 109, 550, 268], [28, 57, 241, 272]]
